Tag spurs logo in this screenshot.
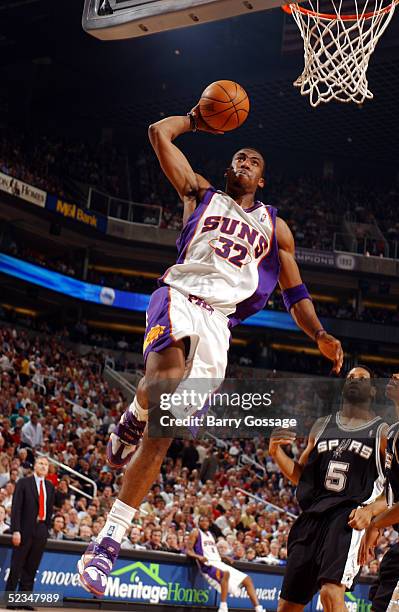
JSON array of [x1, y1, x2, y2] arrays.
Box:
[[333, 439, 351, 458]]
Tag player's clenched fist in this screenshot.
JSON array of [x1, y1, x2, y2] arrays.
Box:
[[269, 428, 296, 457]]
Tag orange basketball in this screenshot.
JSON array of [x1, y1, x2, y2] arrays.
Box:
[[199, 80, 249, 132]]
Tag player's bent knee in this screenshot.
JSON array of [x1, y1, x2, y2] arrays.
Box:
[[320, 582, 343, 604]]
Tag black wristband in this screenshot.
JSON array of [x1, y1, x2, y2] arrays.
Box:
[[187, 112, 198, 132]]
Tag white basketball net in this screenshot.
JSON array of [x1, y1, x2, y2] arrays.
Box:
[[285, 0, 397, 106]]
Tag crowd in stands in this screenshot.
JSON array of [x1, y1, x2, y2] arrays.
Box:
[[0, 322, 397, 579], [0, 132, 126, 200], [0, 131, 398, 257]]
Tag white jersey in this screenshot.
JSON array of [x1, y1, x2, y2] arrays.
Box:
[[160, 187, 280, 326], [195, 528, 221, 563]]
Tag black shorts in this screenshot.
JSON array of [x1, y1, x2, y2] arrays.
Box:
[[369, 543, 399, 612], [280, 505, 362, 605]]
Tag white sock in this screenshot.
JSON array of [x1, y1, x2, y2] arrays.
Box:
[[255, 606, 263, 612], [97, 499, 136, 544], [219, 603, 228, 612], [128, 396, 148, 422]]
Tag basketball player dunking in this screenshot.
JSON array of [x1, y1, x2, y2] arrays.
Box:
[[77, 101, 343, 595], [269, 366, 388, 612], [359, 373, 399, 612]]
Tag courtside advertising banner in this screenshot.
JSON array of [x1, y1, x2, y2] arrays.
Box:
[[45, 193, 108, 233], [0, 545, 372, 610], [0, 171, 46, 208]]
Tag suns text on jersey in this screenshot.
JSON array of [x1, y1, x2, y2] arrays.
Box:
[[201, 215, 269, 259]]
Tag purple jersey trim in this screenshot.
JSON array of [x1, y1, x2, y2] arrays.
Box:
[[194, 531, 204, 557], [143, 286, 174, 365], [228, 205, 280, 328], [194, 530, 223, 582], [200, 563, 223, 585], [243, 200, 263, 214], [158, 187, 216, 287]]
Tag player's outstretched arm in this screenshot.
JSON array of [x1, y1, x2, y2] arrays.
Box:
[[276, 217, 344, 374], [148, 109, 215, 223]]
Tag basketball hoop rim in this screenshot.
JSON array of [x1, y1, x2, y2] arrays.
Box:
[[282, 0, 398, 21]]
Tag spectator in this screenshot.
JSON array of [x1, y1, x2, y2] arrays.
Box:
[[0, 504, 9, 533], [21, 413, 43, 449], [122, 526, 146, 551], [49, 515, 66, 540], [145, 528, 165, 552]]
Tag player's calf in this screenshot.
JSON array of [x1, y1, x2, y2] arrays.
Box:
[[319, 582, 347, 612], [242, 576, 265, 612], [107, 342, 186, 469], [79, 434, 172, 596]]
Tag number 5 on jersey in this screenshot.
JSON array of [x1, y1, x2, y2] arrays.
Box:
[[325, 460, 350, 492]]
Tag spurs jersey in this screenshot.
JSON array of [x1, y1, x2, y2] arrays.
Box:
[[160, 187, 280, 326], [194, 528, 221, 564], [297, 412, 385, 513], [386, 422, 399, 531]]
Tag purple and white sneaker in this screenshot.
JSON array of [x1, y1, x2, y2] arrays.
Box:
[[77, 537, 120, 597], [78, 540, 96, 569], [106, 408, 146, 469]]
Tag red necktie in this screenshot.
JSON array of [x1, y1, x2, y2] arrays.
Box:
[[38, 480, 45, 520]]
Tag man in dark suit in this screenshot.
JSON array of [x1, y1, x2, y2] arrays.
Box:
[[5, 456, 55, 609]]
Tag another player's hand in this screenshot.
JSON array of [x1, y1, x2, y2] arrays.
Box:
[[348, 506, 373, 530], [316, 331, 344, 374], [197, 555, 207, 564], [269, 428, 296, 457], [12, 531, 21, 547], [189, 104, 224, 135], [358, 526, 379, 565]]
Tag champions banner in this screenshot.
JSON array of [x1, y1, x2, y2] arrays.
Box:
[[0, 544, 372, 610], [0, 253, 300, 331], [45, 194, 108, 234], [0, 171, 46, 208]]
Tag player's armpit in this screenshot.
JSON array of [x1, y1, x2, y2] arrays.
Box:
[[182, 173, 211, 225]]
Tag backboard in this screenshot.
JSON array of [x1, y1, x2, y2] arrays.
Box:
[[82, 0, 282, 40]]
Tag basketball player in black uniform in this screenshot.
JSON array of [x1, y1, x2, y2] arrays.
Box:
[[359, 373, 399, 612], [269, 366, 387, 612]]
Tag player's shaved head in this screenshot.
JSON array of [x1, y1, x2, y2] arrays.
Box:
[[232, 148, 266, 175], [346, 365, 374, 379]]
